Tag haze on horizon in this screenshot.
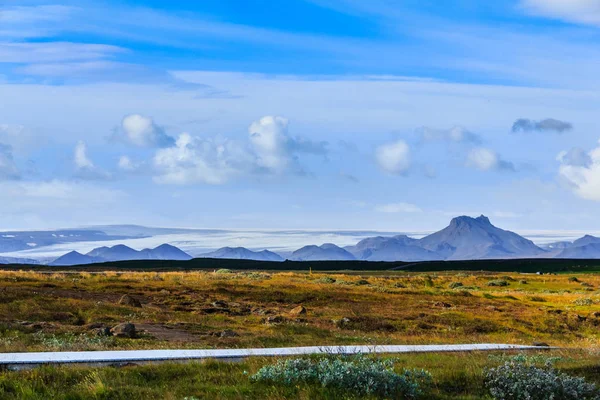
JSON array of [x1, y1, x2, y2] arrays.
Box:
[[3, 0, 600, 233]]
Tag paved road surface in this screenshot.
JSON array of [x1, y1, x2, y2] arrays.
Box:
[[0, 344, 549, 369]]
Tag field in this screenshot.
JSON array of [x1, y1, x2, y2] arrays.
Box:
[[1, 268, 600, 398]]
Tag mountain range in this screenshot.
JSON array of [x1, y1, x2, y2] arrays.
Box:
[[6, 215, 600, 266], [49, 244, 192, 266]]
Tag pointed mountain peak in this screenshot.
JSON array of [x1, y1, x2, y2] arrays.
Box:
[[475, 215, 491, 224]]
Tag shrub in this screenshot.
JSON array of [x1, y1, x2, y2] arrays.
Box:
[[485, 358, 598, 400], [487, 280, 509, 287], [317, 276, 336, 284], [355, 279, 370, 285], [251, 355, 431, 398], [448, 282, 463, 289], [528, 296, 546, 302], [574, 298, 594, 306], [215, 269, 233, 274], [519, 280, 528, 284], [568, 276, 579, 282]]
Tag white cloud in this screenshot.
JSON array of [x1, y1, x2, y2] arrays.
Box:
[[249, 116, 292, 172], [374, 202, 422, 213], [153, 115, 327, 185], [558, 141, 600, 201], [521, 0, 600, 26], [153, 133, 254, 185], [466, 147, 514, 171], [117, 155, 142, 171], [73, 141, 111, 180], [74, 141, 94, 169], [0, 42, 124, 64], [117, 114, 175, 148], [376, 140, 411, 175]]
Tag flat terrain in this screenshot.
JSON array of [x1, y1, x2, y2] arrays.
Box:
[[1, 269, 600, 398]]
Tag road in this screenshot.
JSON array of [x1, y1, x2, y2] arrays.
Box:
[[0, 344, 550, 369]]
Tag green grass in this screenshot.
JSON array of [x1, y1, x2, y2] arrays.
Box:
[[0, 351, 598, 399]]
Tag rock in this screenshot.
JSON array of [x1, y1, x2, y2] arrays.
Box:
[[118, 295, 142, 308], [265, 315, 285, 325], [532, 342, 550, 347], [212, 300, 228, 308], [111, 323, 136, 338], [253, 308, 273, 316], [335, 317, 352, 328], [93, 327, 113, 337], [289, 306, 307, 316], [485, 306, 502, 312], [220, 329, 238, 338], [547, 309, 563, 315], [433, 301, 452, 308]]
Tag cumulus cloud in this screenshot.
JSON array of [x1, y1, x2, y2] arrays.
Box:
[[248, 116, 328, 173], [153, 115, 328, 185], [521, 0, 600, 26], [374, 202, 422, 213], [557, 141, 600, 201], [511, 118, 572, 133], [0, 143, 19, 180], [114, 114, 175, 148], [73, 141, 110, 180], [418, 126, 481, 144], [466, 147, 514, 171], [153, 133, 255, 185], [376, 140, 411, 175]]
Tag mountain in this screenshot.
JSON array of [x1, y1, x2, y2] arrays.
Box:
[[87, 244, 141, 261], [416, 215, 546, 260], [50, 251, 100, 266], [290, 243, 355, 261], [556, 243, 600, 259], [50, 244, 192, 266], [141, 244, 192, 260], [347, 235, 441, 261], [572, 235, 600, 248], [0, 256, 40, 265], [200, 247, 284, 262]]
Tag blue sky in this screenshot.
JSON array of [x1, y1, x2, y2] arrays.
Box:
[[2, 0, 600, 232]]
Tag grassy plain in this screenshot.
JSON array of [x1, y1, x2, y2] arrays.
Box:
[[1, 269, 600, 398]]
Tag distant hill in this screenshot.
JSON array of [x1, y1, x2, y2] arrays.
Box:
[[572, 235, 600, 248], [416, 215, 546, 260], [50, 244, 192, 266], [50, 251, 101, 266], [346, 235, 440, 261], [290, 243, 355, 261], [0, 256, 41, 265], [200, 247, 284, 262], [557, 243, 600, 259]]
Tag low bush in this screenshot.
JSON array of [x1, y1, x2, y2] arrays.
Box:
[[485, 357, 598, 400], [487, 280, 509, 287], [215, 269, 233, 274], [317, 276, 336, 284], [573, 298, 594, 306], [448, 282, 463, 289], [251, 355, 432, 398], [568, 276, 579, 282]]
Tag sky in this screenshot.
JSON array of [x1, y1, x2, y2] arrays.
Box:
[[2, 0, 600, 232]]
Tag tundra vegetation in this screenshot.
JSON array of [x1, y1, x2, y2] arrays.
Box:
[[1, 269, 600, 398]]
